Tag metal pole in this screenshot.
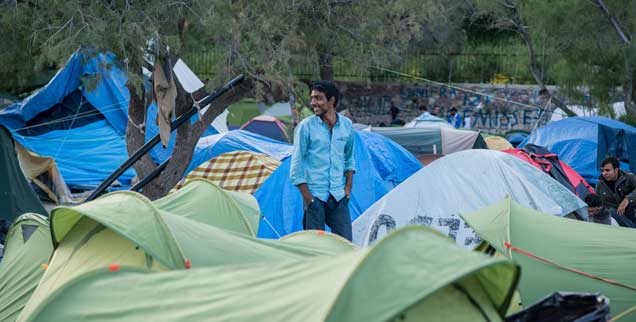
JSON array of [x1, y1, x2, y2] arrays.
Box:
[[129, 159, 170, 192], [85, 74, 245, 201]]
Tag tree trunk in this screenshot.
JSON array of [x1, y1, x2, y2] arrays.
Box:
[[593, 0, 636, 117], [319, 52, 334, 80], [503, 1, 577, 117], [125, 81, 157, 180], [139, 79, 254, 200]]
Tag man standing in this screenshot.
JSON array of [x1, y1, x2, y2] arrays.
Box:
[[596, 156, 636, 227], [447, 107, 462, 128], [290, 81, 356, 240]]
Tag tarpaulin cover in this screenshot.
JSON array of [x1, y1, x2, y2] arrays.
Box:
[[521, 116, 636, 185], [462, 197, 636, 321], [256, 130, 422, 239], [352, 150, 588, 248], [19, 227, 519, 322], [0, 51, 234, 190]]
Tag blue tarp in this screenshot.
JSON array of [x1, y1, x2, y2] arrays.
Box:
[[0, 50, 236, 190], [255, 130, 422, 239], [521, 116, 636, 185]]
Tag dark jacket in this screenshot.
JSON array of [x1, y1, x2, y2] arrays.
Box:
[[590, 207, 612, 225], [596, 170, 636, 209]]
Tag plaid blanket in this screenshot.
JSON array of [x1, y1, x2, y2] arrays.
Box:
[[173, 151, 281, 194]]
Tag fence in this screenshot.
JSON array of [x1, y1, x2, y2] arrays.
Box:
[[183, 48, 554, 85]]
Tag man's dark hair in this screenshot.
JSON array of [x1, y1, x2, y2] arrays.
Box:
[[601, 156, 620, 169], [450, 107, 458, 113], [584, 193, 602, 207], [419, 105, 428, 112], [311, 80, 340, 108]]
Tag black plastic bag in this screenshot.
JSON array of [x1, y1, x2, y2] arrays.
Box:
[[505, 292, 610, 322]]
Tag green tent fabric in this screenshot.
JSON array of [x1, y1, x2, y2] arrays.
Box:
[[20, 227, 519, 322], [0, 214, 51, 322], [0, 127, 46, 224], [461, 197, 636, 321], [154, 179, 260, 236], [16, 185, 356, 322]]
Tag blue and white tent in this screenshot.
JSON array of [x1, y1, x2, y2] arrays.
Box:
[[521, 116, 636, 185], [0, 50, 288, 190], [255, 130, 422, 239]]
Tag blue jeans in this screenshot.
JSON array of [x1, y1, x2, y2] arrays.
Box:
[[303, 194, 352, 241]]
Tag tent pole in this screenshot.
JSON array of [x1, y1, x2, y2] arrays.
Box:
[[85, 74, 245, 201]]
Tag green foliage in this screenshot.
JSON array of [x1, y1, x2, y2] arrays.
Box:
[[474, 0, 636, 113]]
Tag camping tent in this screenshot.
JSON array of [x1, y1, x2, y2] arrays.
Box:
[[173, 151, 281, 194], [0, 214, 52, 322], [16, 180, 355, 322], [521, 116, 636, 184], [186, 130, 293, 175], [481, 134, 513, 151], [503, 144, 594, 197], [367, 126, 487, 155], [240, 115, 290, 143], [404, 113, 452, 128], [256, 130, 422, 239], [462, 197, 636, 321], [19, 227, 520, 322], [352, 150, 588, 248], [0, 50, 228, 190], [0, 126, 46, 224]]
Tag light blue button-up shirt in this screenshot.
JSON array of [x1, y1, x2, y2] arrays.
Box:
[[290, 114, 356, 202]]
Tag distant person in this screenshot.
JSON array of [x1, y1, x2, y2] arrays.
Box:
[[290, 80, 355, 241], [584, 193, 614, 225], [447, 107, 462, 129], [389, 103, 400, 121], [464, 115, 472, 129], [431, 105, 441, 116], [417, 105, 431, 118], [596, 156, 636, 227]]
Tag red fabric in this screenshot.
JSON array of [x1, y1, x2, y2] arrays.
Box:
[[502, 149, 594, 196]]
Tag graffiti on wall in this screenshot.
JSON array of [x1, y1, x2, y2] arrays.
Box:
[[339, 83, 561, 133]]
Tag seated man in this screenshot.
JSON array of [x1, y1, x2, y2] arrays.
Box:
[[584, 193, 620, 226], [596, 156, 636, 227]]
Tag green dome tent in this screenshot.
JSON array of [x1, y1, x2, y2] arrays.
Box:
[[20, 227, 519, 322], [15, 180, 354, 322], [0, 214, 51, 322], [461, 197, 636, 321]]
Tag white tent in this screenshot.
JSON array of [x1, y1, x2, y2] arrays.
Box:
[[352, 149, 588, 248]]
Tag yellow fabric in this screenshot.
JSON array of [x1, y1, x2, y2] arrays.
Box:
[[173, 151, 281, 194], [153, 59, 177, 147], [485, 136, 513, 151], [14, 141, 72, 204]]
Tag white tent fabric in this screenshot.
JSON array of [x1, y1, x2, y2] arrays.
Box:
[[352, 150, 588, 248], [440, 128, 480, 154]]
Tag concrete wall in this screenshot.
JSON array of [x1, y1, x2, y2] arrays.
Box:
[[337, 82, 563, 134]]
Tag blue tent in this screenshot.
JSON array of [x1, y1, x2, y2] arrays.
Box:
[[520, 116, 636, 185], [255, 130, 422, 239]]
